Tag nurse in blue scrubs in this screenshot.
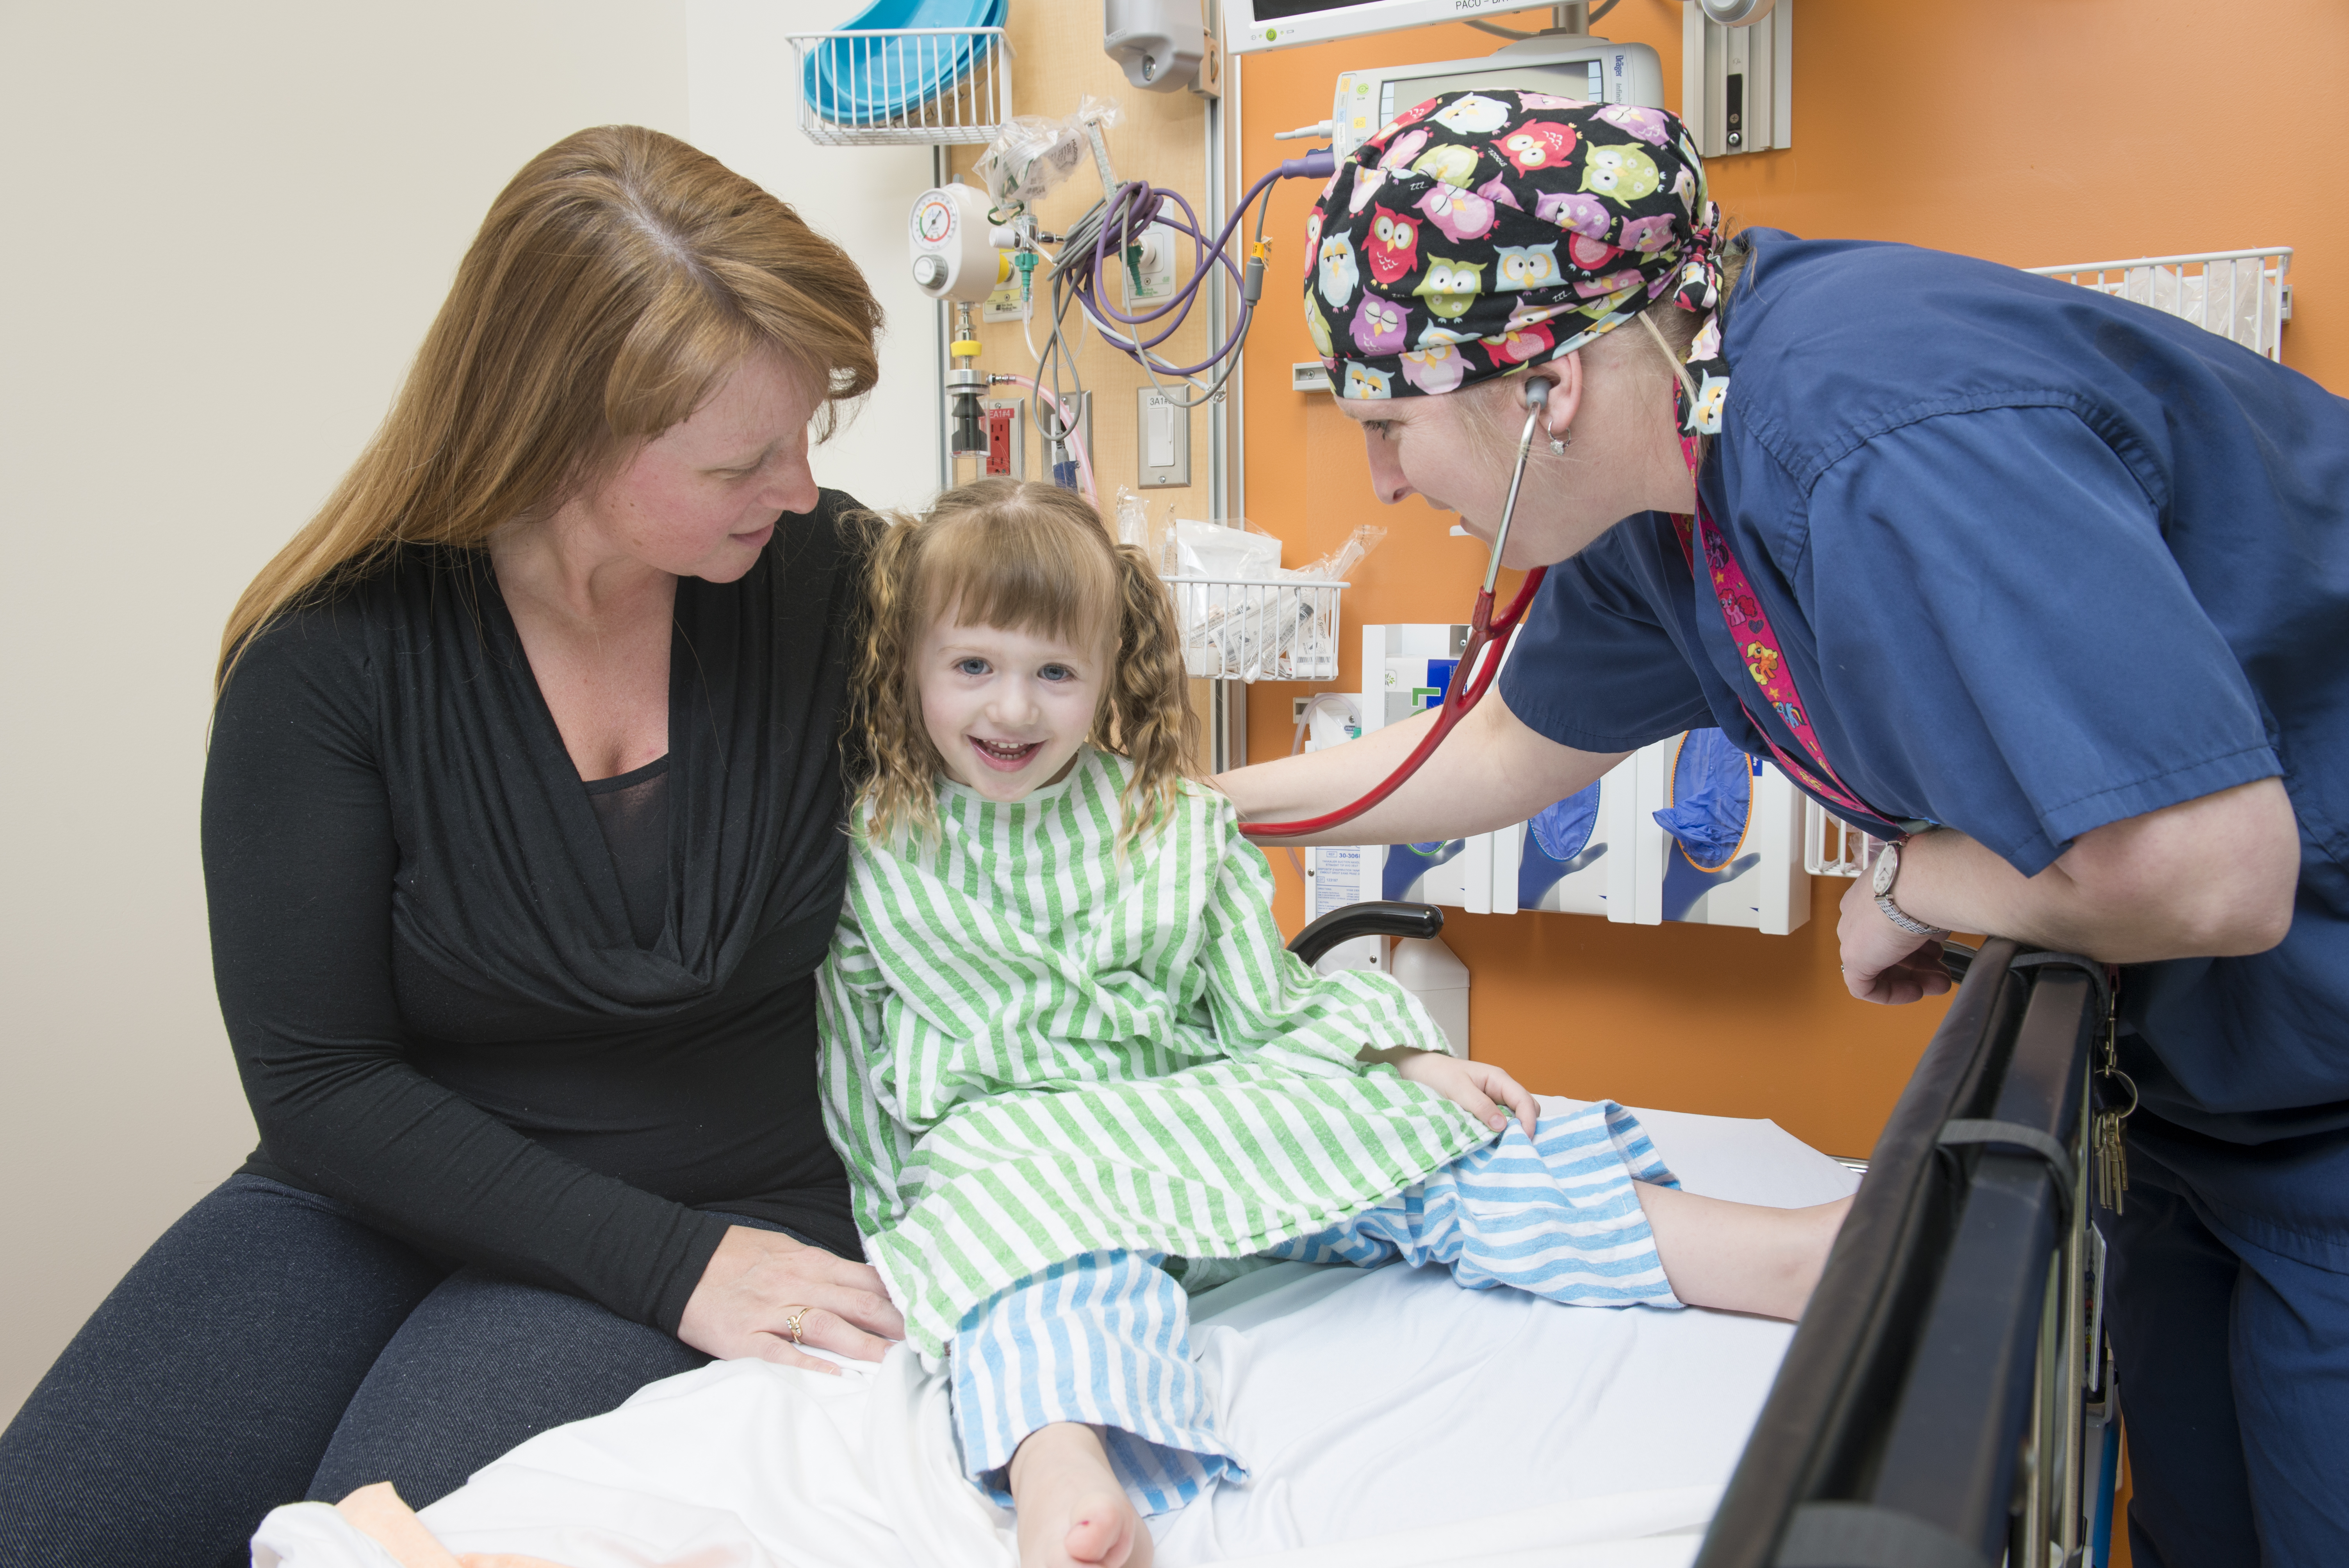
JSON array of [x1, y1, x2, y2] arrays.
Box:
[[1224, 91, 2347, 1566]]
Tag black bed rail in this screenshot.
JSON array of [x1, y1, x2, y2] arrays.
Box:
[[1695, 939, 2101, 1568]]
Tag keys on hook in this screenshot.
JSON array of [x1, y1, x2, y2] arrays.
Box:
[[2092, 999, 2135, 1215]]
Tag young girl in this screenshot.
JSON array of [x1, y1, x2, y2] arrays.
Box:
[[818, 478, 1848, 1568]]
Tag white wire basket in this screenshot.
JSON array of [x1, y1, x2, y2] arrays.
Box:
[[1803, 801, 1886, 880], [2027, 247, 2293, 361], [1167, 577, 1347, 683], [788, 28, 1012, 146]]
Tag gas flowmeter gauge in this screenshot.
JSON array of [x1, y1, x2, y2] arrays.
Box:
[[908, 184, 1009, 304], [911, 192, 957, 245]]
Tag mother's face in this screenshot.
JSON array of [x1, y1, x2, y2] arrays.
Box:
[[569, 348, 823, 583]]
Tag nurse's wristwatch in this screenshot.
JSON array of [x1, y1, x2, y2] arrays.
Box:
[[1871, 843, 1952, 940]]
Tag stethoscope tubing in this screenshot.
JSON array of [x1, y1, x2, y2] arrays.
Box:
[[1240, 401, 1551, 842]]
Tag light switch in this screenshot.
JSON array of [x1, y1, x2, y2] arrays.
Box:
[[1136, 387, 1191, 488]]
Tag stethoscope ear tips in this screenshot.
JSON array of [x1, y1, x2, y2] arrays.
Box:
[[1524, 378, 1548, 412]]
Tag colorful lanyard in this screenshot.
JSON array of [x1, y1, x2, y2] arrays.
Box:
[[1672, 430, 1908, 839]]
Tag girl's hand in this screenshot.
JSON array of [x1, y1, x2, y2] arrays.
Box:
[[677, 1225, 906, 1372], [1374, 1048, 1540, 1137]]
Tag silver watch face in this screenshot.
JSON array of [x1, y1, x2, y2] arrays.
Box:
[[1873, 843, 1899, 898]]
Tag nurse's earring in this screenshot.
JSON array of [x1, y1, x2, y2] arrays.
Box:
[[1548, 425, 1570, 455]]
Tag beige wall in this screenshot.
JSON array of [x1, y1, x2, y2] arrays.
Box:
[[688, 0, 945, 517], [0, 0, 944, 1427]]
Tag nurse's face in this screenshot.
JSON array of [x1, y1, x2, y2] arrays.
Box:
[[563, 349, 823, 583], [1338, 346, 1679, 568]]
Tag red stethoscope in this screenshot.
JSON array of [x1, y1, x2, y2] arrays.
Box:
[[1241, 380, 1552, 841]]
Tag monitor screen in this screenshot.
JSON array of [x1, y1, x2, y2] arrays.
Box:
[[1249, 0, 1393, 16], [1381, 59, 1606, 123], [1227, 0, 1556, 52]]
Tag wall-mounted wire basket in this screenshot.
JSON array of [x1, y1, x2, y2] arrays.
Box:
[[788, 27, 1013, 146], [1802, 801, 1886, 880], [2027, 247, 2294, 361], [1167, 578, 1346, 683]]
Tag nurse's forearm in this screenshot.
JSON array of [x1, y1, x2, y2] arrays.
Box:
[[1893, 779, 2299, 963], [1213, 691, 1621, 846]]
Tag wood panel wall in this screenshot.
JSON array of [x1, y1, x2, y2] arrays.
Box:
[[945, 13, 1217, 520]]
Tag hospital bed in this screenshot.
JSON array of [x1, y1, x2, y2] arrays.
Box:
[[1292, 908, 2120, 1568], [252, 914, 2108, 1568]]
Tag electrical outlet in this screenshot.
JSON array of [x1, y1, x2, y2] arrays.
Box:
[[983, 401, 1023, 478]]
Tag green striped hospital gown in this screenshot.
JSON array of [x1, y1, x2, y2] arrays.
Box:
[[817, 746, 1494, 1356]]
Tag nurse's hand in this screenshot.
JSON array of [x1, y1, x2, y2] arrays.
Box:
[[1836, 874, 1954, 1005], [677, 1225, 906, 1372]]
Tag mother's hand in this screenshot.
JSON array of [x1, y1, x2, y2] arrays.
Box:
[[677, 1225, 905, 1372]]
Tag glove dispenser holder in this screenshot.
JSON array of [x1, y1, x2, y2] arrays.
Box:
[[1301, 624, 1811, 937]]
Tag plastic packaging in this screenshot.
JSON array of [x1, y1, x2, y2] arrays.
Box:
[[1161, 520, 1382, 683], [1112, 487, 1150, 551], [974, 96, 1120, 213], [1290, 523, 1384, 584], [1171, 518, 1281, 580], [1167, 522, 1293, 680]]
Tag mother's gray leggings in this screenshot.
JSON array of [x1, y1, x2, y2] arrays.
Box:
[[0, 1174, 786, 1568]]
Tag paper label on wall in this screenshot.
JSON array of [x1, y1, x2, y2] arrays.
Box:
[[1310, 845, 1363, 918], [981, 275, 1026, 323]]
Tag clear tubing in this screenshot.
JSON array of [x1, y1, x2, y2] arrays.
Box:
[[990, 372, 1097, 502]]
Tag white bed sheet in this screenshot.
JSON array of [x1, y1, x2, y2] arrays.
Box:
[[252, 1103, 1859, 1568]]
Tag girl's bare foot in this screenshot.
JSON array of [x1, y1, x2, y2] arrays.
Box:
[[1006, 1422, 1153, 1568]]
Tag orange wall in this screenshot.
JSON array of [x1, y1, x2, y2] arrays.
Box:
[[1233, 0, 2349, 1158]]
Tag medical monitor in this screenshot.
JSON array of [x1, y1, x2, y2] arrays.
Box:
[[1224, 0, 1558, 54], [1328, 37, 1665, 157]]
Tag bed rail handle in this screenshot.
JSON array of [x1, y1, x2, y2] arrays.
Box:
[[1936, 1119, 2076, 1223], [1284, 901, 1443, 966], [1775, 1502, 1991, 1568]]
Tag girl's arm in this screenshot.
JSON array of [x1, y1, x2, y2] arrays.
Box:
[[815, 904, 920, 1241], [1194, 815, 1456, 1074]]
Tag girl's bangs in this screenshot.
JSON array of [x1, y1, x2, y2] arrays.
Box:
[[919, 506, 1121, 652]]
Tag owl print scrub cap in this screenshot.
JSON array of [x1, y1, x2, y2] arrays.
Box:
[[1306, 89, 1732, 435]]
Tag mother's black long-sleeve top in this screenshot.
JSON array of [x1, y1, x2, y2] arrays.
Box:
[[202, 492, 869, 1333]]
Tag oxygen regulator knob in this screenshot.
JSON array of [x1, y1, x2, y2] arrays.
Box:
[[912, 254, 947, 290]]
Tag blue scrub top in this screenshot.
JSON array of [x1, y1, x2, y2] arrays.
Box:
[[1499, 230, 2349, 1260]]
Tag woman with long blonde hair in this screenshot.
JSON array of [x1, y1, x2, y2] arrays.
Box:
[[0, 125, 905, 1563]]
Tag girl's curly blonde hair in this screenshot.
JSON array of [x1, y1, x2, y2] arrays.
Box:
[[854, 477, 1200, 845]]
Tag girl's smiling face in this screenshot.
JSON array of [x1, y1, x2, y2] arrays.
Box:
[[917, 612, 1105, 801]]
